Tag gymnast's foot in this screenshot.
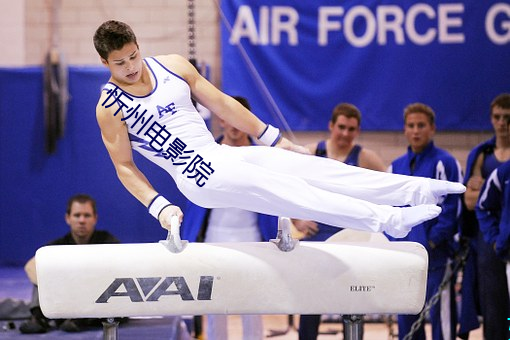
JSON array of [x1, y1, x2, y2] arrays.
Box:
[[412, 179, 465, 205], [385, 204, 442, 238], [429, 180, 465, 201]]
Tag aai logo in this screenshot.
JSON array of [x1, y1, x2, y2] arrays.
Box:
[[96, 276, 214, 303]]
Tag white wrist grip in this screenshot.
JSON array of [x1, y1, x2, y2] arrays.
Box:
[[258, 124, 282, 146], [148, 195, 172, 220]]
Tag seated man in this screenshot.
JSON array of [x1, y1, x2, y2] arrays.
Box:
[[19, 194, 120, 334]]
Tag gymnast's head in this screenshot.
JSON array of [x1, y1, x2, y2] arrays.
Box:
[[93, 20, 138, 62], [94, 20, 143, 84]]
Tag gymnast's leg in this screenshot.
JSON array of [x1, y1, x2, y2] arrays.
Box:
[[228, 145, 465, 206], [179, 158, 441, 238]]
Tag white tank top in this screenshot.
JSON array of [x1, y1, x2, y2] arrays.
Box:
[[205, 208, 261, 242], [101, 57, 216, 180]]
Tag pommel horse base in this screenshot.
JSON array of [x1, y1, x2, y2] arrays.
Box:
[[35, 219, 428, 340]]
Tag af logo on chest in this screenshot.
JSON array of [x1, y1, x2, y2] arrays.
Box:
[[96, 276, 214, 303], [157, 102, 177, 118]]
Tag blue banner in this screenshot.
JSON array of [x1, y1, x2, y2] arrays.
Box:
[[221, 1, 510, 131]]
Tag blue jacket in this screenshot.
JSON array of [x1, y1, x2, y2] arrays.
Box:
[[388, 141, 462, 268], [476, 160, 510, 259], [181, 135, 278, 242], [461, 137, 496, 237], [463, 137, 496, 186]]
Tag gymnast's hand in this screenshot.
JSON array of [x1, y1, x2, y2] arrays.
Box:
[[292, 219, 319, 237], [276, 137, 311, 154], [158, 205, 184, 231]]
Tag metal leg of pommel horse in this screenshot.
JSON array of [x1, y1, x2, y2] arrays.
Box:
[[265, 217, 299, 337], [270, 218, 360, 340], [343, 314, 363, 340], [102, 318, 119, 340]]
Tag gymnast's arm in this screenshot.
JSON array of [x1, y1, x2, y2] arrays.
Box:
[[464, 153, 484, 210], [95, 97, 183, 230], [159, 54, 309, 153]]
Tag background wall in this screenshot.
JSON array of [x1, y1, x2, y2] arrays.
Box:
[[0, 0, 220, 84], [0, 0, 497, 265]]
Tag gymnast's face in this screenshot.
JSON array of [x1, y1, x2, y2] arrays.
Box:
[[101, 42, 143, 85], [65, 201, 98, 244], [329, 115, 360, 148], [404, 112, 435, 154]]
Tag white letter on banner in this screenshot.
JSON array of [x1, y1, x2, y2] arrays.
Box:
[[271, 6, 299, 45], [377, 5, 405, 45], [230, 5, 259, 45], [259, 7, 269, 45], [438, 4, 465, 43], [406, 4, 436, 45], [486, 3, 510, 45], [344, 6, 376, 47], [318, 7, 345, 46]]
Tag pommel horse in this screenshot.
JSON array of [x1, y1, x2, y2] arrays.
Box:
[[36, 217, 428, 339]]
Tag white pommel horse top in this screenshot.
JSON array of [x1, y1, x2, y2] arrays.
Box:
[[36, 218, 428, 322]]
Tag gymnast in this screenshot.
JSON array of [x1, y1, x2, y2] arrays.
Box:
[[93, 20, 465, 239]]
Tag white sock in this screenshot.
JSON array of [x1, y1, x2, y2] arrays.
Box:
[[386, 204, 442, 238], [429, 180, 466, 199]]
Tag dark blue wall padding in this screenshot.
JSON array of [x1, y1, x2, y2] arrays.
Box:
[[0, 67, 186, 265]]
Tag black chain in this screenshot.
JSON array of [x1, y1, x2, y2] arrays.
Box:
[[187, 0, 196, 61], [402, 242, 470, 340]]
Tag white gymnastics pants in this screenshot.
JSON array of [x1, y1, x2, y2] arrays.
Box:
[[174, 145, 438, 234]]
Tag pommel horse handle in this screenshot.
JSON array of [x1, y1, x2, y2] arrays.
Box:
[[159, 215, 298, 253], [270, 217, 299, 252], [159, 215, 188, 253]]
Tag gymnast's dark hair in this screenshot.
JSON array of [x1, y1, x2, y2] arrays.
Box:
[[93, 20, 138, 60]]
